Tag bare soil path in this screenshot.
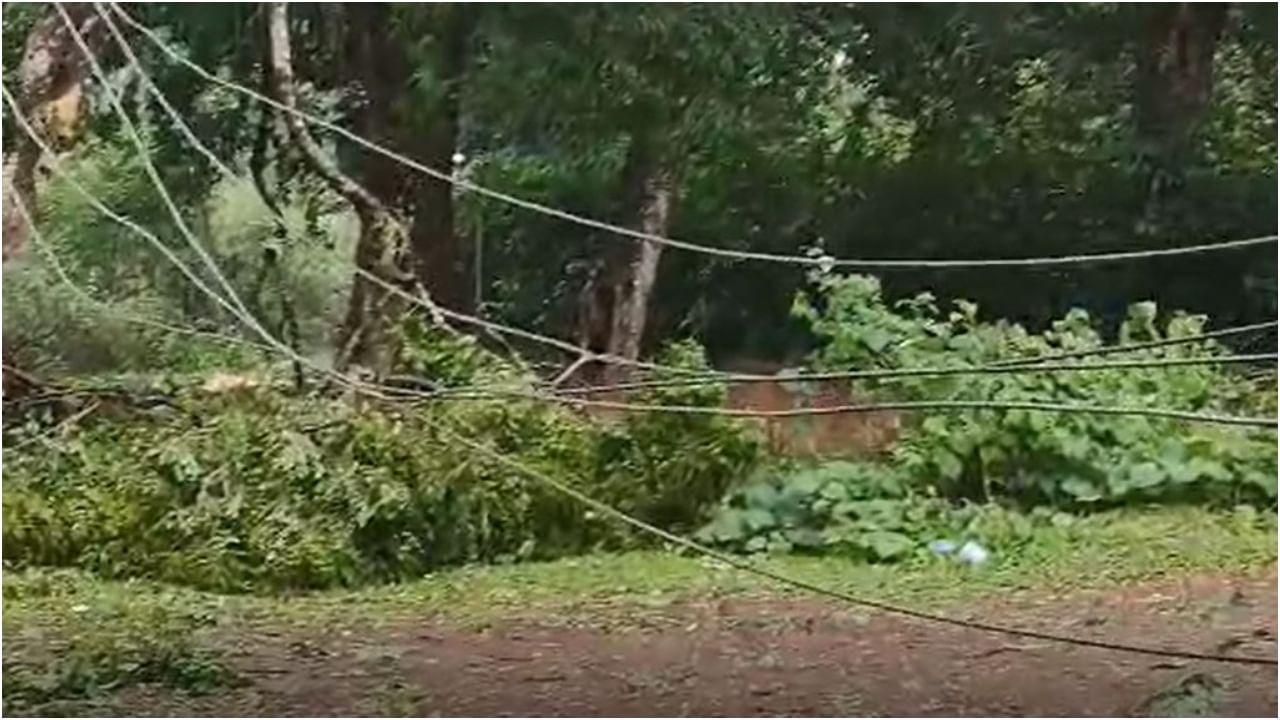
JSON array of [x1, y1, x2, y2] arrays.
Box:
[[99, 568, 1277, 717]]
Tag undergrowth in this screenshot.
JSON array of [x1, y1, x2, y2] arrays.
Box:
[[694, 277, 1274, 560], [1, 569, 237, 716], [3, 339, 759, 592], [4, 282, 1275, 592]]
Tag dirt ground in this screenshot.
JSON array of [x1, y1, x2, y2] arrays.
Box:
[[85, 569, 1279, 717]]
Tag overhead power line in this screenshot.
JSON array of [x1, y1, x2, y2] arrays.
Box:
[[419, 406, 1278, 666], [524, 350, 1278, 398], [9, 64, 1274, 431], [422, 387, 1278, 428], [98, 0, 1280, 405], [12, 193, 277, 358], [50, 3, 281, 352], [992, 321, 1279, 367], [110, 3, 1278, 270], [11, 16, 1277, 667], [352, 261, 1280, 398]]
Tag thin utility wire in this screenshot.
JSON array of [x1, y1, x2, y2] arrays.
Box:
[[426, 387, 1278, 428], [100, 1, 1280, 395], [2, 84, 355, 398], [90, 6, 676, 383], [53, 4, 264, 334], [11, 27, 1277, 667], [110, 3, 1278, 270], [353, 260, 1280, 428], [418, 405, 1278, 666], [4, 85, 276, 355], [506, 351, 1278, 398], [9, 52, 1274, 432], [992, 321, 1279, 367], [354, 262, 1280, 396], [15, 196, 277, 357]]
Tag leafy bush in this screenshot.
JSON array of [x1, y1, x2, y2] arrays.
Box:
[[4, 147, 351, 377], [3, 395, 590, 591], [1, 262, 261, 377], [694, 277, 1275, 565], [593, 340, 762, 535], [793, 274, 1276, 508], [396, 315, 532, 388], [697, 460, 941, 561], [696, 460, 1097, 563], [3, 340, 762, 591]]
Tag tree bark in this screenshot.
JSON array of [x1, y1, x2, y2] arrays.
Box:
[[342, 3, 417, 208], [575, 135, 673, 386], [406, 5, 476, 314], [2, 3, 108, 264], [266, 1, 410, 375], [1135, 3, 1230, 170]]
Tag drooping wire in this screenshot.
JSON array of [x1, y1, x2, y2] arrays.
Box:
[[109, 2, 1277, 270], [8, 27, 1277, 667], [8, 51, 1274, 432], [94, 1, 1280, 401], [417, 405, 1278, 666]]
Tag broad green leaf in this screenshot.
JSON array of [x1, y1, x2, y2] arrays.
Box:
[[1061, 477, 1102, 502], [742, 508, 776, 532], [862, 531, 914, 561], [1127, 462, 1166, 490]]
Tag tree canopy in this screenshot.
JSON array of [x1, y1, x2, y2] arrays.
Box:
[[3, 1, 1275, 374]]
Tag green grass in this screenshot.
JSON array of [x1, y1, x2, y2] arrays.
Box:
[[271, 504, 1276, 626], [3, 505, 1275, 714], [2, 572, 238, 716]]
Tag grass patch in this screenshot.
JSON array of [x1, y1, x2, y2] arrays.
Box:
[[248, 504, 1277, 627], [2, 505, 1273, 715], [2, 570, 238, 717]]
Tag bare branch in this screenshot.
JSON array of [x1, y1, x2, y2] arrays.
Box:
[[264, 1, 383, 218]]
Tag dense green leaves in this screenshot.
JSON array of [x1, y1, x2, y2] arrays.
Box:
[[797, 273, 1275, 508], [1, 4, 1274, 586], [3, 340, 761, 591]]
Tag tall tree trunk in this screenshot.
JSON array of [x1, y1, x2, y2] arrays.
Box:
[[2, 3, 108, 263], [341, 4, 474, 314], [575, 136, 673, 386], [406, 5, 476, 314], [1135, 2, 1230, 199], [266, 1, 410, 375], [343, 3, 417, 208]]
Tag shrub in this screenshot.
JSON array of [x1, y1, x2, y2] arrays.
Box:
[[793, 274, 1276, 508], [3, 338, 763, 591], [695, 277, 1275, 564], [3, 395, 589, 591], [697, 460, 941, 561], [593, 339, 763, 535]]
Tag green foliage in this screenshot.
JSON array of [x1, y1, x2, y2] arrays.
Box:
[[1, 262, 260, 376], [3, 3, 1276, 586], [396, 316, 526, 388], [698, 461, 939, 561], [594, 340, 762, 535], [4, 150, 351, 375], [2, 570, 235, 715], [796, 274, 1276, 508], [3, 342, 762, 591], [4, 395, 582, 591]]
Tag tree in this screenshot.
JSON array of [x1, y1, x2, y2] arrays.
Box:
[[1135, 3, 1231, 172], [2, 2, 109, 263], [398, 4, 479, 314], [266, 1, 411, 374], [470, 4, 812, 383]]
